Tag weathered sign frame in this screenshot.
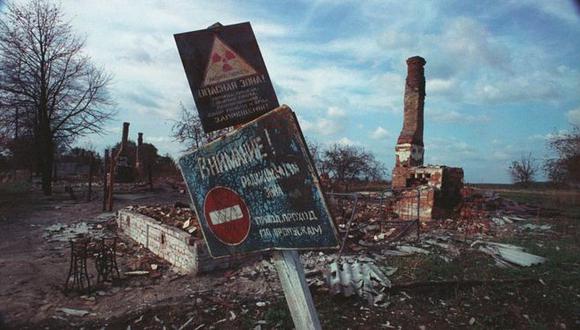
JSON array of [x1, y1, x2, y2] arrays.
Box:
[[178, 105, 339, 258], [174, 22, 279, 133]]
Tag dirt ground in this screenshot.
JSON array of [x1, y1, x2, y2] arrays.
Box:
[[0, 182, 579, 329]]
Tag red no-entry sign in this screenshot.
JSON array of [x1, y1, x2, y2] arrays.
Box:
[[203, 186, 251, 245]]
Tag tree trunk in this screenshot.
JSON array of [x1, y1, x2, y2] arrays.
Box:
[[39, 127, 54, 195]]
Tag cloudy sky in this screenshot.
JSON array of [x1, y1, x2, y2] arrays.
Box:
[[4, 0, 580, 183]]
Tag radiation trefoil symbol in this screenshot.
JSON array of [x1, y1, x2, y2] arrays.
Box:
[[202, 36, 258, 87]]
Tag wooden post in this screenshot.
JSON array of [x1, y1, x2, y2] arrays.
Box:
[[107, 151, 117, 212], [87, 156, 93, 201], [272, 250, 322, 330], [102, 149, 109, 211]]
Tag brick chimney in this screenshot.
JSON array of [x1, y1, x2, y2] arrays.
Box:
[[121, 122, 130, 153], [396, 56, 426, 166], [392, 56, 426, 188]]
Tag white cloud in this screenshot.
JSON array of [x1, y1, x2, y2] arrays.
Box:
[[327, 106, 346, 118], [507, 0, 580, 26], [426, 137, 479, 164], [252, 22, 291, 38], [427, 109, 491, 125], [299, 117, 343, 136], [337, 137, 356, 146], [528, 129, 570, 141], [370, 126, 391, 140], [427, 78, 457, 95], [566, 108, 580, 126], [490, 150, 513, 161]]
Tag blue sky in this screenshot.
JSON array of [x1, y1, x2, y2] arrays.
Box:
[[4, 0, 580, 183]]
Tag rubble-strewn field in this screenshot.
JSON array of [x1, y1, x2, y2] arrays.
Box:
[[0, 181, 578, 329]]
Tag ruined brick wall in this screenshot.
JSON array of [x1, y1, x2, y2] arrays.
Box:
[[393, 186, 436, 222], [117, 209, 198, 273], [117, 209, 242, 274], [115, 122, 135, 183], [439, 167, 464, 209], [392, 166, 464, 221], [392, 167, 410, 190]]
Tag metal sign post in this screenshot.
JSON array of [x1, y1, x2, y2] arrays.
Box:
[[273, 250, 322, 330]]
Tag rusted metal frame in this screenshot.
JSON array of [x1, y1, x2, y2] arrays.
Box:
[[65, 238, 91, 294], [384, 219, 420, 243], [370, 188, 422, 243], [327, 192, 360, 259], [96, 237, 120, 283]]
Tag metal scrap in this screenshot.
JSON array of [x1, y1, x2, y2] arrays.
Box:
[[472, 241, 546, 267], [57, 308, 90, 317], [397, 245, 430, 255], [521, 224, 551, 231], [326, 258, 393, 304]]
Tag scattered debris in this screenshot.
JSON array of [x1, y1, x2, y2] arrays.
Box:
[[57, 308, 90, 317], [327, 258, 393, 304], [127, 204, 201, 238], [178, 316, 194, 330], [397, 245, 430, 255], [472, 241, 547, 267], [124, 270, 150, 276], [44, 222, 106, 242], [521, 224, 551, 231]]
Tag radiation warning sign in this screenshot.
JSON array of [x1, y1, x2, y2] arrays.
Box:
[[178, 106, 339, 258], [202, 36, 258, 86], [174, 22, 279, 132]]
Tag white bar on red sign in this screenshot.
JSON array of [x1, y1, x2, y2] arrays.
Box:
[[209, 205, 243, 225]]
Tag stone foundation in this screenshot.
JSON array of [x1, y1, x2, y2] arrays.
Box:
[[117, 209, 242, 274]]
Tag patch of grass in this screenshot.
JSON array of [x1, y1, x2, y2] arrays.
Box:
[[498, 189, 580, 219], [264, 298, 293, 329], [495, 236, 580, 280]]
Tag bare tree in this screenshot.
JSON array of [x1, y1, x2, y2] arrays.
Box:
[[508, 153, 538, 186], [170, 103, 206, 150], [544, 125, 580, 186], [0, 0, 114, 195], [305, 139, 323, 173], [322, 143, 387, 191]]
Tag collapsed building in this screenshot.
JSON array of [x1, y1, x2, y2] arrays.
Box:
[[115, 122, 135, 183], [113, 122, 147, 183], [392, 56, 464, 221]]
